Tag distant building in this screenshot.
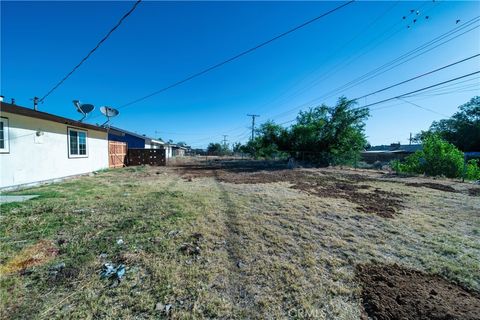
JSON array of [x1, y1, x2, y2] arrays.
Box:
[[172, 145, 187, 157], [0, 102, 109, 189], [361, 143, 423, 164]]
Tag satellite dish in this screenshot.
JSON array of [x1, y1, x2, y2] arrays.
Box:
[[73, 100, 95, 122], [100, 106, 119, 117], [80, 104, 95, 114], [100, 106, 119, 127]]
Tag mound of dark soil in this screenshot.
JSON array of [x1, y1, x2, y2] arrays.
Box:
[[405, 182, 457, 193], [469, 188, 480, 196], [356, 264, 480, 320]]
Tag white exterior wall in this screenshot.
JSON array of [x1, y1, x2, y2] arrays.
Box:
[[0, 112, 109, 189], [165, 145, 173, 159]]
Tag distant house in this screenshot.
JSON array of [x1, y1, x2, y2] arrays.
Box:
[[172, 145, 187, 157], [0, 102, 109, 189], [361, 143, 423, 164]]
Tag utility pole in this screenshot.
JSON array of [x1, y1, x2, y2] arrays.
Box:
[[222, 135, 228, 148], [32, 97, 38, 110], [409, 132, 413, 145], [247, 114, 260, 141]]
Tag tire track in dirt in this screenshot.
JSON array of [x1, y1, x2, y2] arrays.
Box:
[[212, 170, 257, 317], [210, 177, 347, 317]]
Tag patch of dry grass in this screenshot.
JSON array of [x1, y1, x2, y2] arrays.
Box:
[[1, 162, 479, 319]]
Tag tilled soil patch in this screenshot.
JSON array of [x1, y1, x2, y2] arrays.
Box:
[[177, 162, 405, 218], [291, 180, 404, 218], [404, 182, 458, 193], [356, 264, 480, 320]]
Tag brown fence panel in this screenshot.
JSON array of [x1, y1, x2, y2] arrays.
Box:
[[109, 141, 127, 168], [127, 148, 166, 166]]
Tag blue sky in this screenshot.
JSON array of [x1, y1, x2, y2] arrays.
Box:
[[1, 1, 479, 148]]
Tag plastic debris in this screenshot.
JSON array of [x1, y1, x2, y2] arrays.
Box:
[[51, 262, 66, 270], [49, 262, 66, 276], [167, 230, 180, 237], [155, 302, 173, 314], [100, 263, 126, 280], [116, 238, 124, 245]]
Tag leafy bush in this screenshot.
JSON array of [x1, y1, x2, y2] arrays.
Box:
[[393, 135, 464, 178], [207, 143, 230, 156], [465, 159, 480, 180]]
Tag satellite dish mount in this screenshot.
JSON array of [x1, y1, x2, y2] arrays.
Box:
[[73, 100, 95, 122], [100, 106, 119, 127]]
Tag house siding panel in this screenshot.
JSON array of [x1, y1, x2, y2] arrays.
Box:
[[0, 111, 109, 189]]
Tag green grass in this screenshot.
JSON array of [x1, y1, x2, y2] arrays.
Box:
[[0, 168, 213, 319]]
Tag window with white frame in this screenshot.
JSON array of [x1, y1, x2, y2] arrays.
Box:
[[68, 128, 88, 157], [0, 117, 9, 153]]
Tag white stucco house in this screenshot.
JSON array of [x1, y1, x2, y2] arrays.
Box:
[[0, 102, 109, 190]]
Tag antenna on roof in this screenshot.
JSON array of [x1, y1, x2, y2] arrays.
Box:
[[73, 100, 95, 122], [100, 106, 119, 127]]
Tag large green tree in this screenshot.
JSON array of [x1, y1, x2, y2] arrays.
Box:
[[288, 97, 369, 165], [239, 97, 369, 165], [207, 142, 229, 156]]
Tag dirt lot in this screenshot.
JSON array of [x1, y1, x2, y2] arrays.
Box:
[[1, 159, 479, 319]]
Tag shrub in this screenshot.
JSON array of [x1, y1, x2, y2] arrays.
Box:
[[393, 135, 464, 178], [465, 159, 480, 180]]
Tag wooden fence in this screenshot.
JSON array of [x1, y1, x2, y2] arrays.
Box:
[[108, 141, 127, 168], [127, 148, 166, 166]]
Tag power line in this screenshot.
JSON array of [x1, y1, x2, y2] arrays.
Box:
[[321, 16, 480, 100], [184, 71, 479, 144], [407, 78, 480, 97], [251, 0, 404, 116], [396, 97, 449, 117], [39, 0, 142, 103], [272, 71, 479, 127], [259, 17, 480, 122], [395, 76, 480, 98], [118, 1, 355, 109], [253, 1, 437, 119], [360, 71, 480, 109], [185, 71, 479, 144], [291, 1, 434, 100], [352, 53, 480, 101]]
